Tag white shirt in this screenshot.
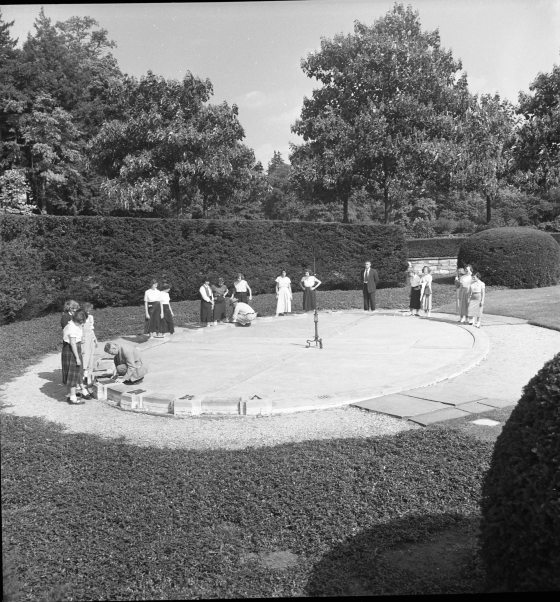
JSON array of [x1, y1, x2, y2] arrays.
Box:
[[63, 321, 83, 343], [232, 302, 255, 321], [199, 284, 213, 303], [159, 291, 171, 305], [276, 276, 291, 288], [302, 275, 319, 288], [234, 279, 249, 292], [144, 288, 160, 302]]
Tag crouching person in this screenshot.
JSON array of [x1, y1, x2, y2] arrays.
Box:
[[104, 342, 148, 384], [231, 297, 257, 327]]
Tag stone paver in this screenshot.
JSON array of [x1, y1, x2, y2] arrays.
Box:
[[408, 407, 470, 426]]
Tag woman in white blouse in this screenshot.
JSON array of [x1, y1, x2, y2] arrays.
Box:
[[467, 272, 486, 327], [300, 269, 321, 311], [420, 266, 433, 317], [275, 269, 292, 316], [61, 308, 90, 404], [233, 273, 252, 304], [159, 282, 175, 335], [199, 277, 215, 326], [144, 279, 162, 338]]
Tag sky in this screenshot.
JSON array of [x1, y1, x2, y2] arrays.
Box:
[[3, 1, 560, 169]]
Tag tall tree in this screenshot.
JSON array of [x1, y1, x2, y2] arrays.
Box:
[[291, 3, 472, 223], [90, 71, 263, 217]]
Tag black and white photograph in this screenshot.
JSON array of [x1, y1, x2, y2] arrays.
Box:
[[1, 0, 559, 598]]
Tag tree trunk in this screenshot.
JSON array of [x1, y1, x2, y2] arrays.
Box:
[[342, 195, 349, 223], [486, 193, 492, 223]]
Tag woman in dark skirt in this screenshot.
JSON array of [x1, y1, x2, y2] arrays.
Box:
[[61, 308, 89, 404], [144, 279, 162, 338], [300, 269, 322, 311], [408, 263, 422, 316], [211, 277, 229, 324], [159, 282, 175, 335], [199, 277, 214, 326]]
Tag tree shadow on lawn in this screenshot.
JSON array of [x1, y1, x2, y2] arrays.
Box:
[[306, 512, 485, 597]]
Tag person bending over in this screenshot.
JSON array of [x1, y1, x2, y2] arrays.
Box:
[[231, 297, 257, 327], [104, 342, 148, 385]]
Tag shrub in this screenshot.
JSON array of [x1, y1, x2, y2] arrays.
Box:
[[432, 217, 458, 235], [457, 227, 560, 288], [479, 353, 560, 592], [406, 237, 466, 258], [408, 219, 436, 239], [0, 215, 408, 323], [454, 219, 476, 234]]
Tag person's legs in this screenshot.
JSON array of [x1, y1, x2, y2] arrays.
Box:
[[363, 284, 370, 310], [369, 290, 376, 311]]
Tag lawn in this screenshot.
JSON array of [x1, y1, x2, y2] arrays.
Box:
[[2, 282, 556, 599]]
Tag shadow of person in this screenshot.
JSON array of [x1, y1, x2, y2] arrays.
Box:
[[305, 513, 484, 597], [38, 369, 68, 402]]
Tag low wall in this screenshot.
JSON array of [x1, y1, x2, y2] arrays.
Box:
[[409, 256, 457, 276]]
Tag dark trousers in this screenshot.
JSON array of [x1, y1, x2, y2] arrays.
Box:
[[363, 284, 376, 310]]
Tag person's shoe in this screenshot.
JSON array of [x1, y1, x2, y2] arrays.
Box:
[[80, 392, 93, 400], [460, 318, 466, 323], [68, 397, 85, 405]]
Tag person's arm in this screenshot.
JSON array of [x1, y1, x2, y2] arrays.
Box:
[[247, 282, 252, 300], [289, 282, 293, 299], [232, 304, 240, 321], [144, 292, 150, 319], [69, 335, 81, 366], [313, 277, 322, 290], [480, 283, 485, 306], [275, 279, 279, 297], [373, 269, 379, 284], [300, 278, 306, 291], [122, 347, 137, 381], [420, 278, 426, 297]]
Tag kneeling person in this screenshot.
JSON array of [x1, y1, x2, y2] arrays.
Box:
[[231, 298, 257, 327], [104, 342, 148, 384]]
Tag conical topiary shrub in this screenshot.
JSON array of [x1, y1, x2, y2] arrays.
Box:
[[479, 352, 560, 591], [457, 227, 560, 288]]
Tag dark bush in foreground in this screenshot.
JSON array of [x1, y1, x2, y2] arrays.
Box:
[[458, 227, 560, 288], [0, 215, 408, 324], [479, 353, 560, 592]]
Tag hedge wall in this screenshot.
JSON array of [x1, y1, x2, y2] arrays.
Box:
[[405, 237, 466, 258], [0, 215, 408, 323]]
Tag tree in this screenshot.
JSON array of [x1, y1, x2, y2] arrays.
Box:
[[511, 63, 560, 194], [89, 71, 263, 217], [290, 3, 472, 223], [262, 151, 305, 220], [0, 168, 33, 214]]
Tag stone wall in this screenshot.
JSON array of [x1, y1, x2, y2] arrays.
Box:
[[409, 256, 457, 276]]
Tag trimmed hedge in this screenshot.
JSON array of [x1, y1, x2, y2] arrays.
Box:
[[406, 237, 466, 258], [457, 227, 560, 288], [0, 215, 407, 323], [479, 353, 560, 592]]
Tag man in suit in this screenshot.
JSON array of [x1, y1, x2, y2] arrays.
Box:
[[362, 260, 379, 311]]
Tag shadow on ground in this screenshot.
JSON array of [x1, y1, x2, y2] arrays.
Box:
[[38, 370, 67, 402], [305, 513, 485, 596]]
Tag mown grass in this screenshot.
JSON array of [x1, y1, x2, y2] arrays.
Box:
[[1, 414, 489, 600]]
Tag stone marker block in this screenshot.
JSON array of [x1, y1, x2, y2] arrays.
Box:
[[93, 381, 107, 401], [201, 396, 241, 415], [106, 384, 127, 405], [173, 396, 202, 417], [120, 391, 143, 411], [243, 397, 273, 416], [141, 393, 174, 414]]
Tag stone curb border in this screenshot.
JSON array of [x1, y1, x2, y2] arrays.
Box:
[[92, 310, 490, 419]]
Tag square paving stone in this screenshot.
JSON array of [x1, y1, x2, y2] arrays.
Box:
[[475, 398, 515, 409], [409, 407, 470, 425], [352, 394, 447, 418], [403, 385, 486, 406], [455, 400, 498, 414]]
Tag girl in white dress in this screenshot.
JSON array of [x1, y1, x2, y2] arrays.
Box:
[[467, 272, 486, 328], [81, 302, 98, 386], [420, 266, 433, 317], [275, 269, 292, 316]]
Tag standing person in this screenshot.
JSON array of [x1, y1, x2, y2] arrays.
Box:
[[300, 269, 322, 311], [361, 261, 379, 311], [454, 268, 465, 317], [61, 299, 80, 329], [275, 269, 293, 316], [144, 279, 162, 338], [81, 302, 98, 387], [231, 297, 257, 326], [199, 277, 214, 327], [61, 308, 90, 404], [420, 266, 433, 317], [159, 283, 175, 335], [104, 342, 147, 384], [211, 277, 229, 324], [408, 264, 422, 316], [232, 273, 252, 304], [467, 272, 486, 328], [458, 267, 473, 323]]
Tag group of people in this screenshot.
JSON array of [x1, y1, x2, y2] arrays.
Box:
[[404, 262, 485, 326], [144, 279, 175, 338], [61, 300, 147, 405]]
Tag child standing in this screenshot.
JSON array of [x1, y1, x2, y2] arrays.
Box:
[[81, 302, 98, 386]]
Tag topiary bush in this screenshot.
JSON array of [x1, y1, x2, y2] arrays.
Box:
[[457, 227, 560, 288], [479, 353, 560, 592]]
